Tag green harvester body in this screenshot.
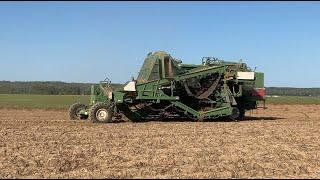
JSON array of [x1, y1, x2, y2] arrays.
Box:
[[74, 51, 265, 122]]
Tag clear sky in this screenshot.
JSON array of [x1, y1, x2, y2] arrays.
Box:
[[0, 2, 319, 87]]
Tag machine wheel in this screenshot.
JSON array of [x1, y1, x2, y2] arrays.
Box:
[[90, 102, 113, 123], [69, 103, 88, 120], [229, 107, 240, 120]]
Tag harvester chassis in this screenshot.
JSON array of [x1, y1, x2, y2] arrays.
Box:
[[69, 51, 265, 123]]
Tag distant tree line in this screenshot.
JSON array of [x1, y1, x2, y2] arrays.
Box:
[[0, 81, 123, 95], [0, 81, 319, 96], [266, 87, 320, 97]]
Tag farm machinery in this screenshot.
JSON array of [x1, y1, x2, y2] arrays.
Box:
[[69, 51, 265, 123]]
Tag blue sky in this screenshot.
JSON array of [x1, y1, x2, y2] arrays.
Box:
[[0, 2, 319, 87]]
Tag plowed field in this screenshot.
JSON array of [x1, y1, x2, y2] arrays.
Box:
[[0, 105, 319, 178]]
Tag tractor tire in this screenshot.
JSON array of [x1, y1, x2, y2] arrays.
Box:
[[90, 102, 113, 123], [229, 106, 240, 120], [69, 103, 88, 120]]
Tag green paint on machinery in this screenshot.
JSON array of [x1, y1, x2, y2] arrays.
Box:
[[68, 51, 265, 123]]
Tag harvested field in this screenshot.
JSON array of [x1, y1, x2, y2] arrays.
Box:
[[0, 105, 320, 178]]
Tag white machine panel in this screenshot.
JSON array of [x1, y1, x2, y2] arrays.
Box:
[[123, 81, 136, 91], [237, 72, 255, 80]]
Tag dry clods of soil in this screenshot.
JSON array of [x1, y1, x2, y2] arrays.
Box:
[[0, 105, 320, 178]]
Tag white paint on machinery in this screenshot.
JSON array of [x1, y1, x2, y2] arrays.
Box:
[[123, 81, 136, 91], [237, 72, 255, 80]]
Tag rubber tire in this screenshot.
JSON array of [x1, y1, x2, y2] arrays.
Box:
[[69, 103, 88, 120], [229, 107, 240, 120], [90, 102, 113, 123]]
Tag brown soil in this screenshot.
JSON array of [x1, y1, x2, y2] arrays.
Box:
[[0, 105, 319, 178]]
